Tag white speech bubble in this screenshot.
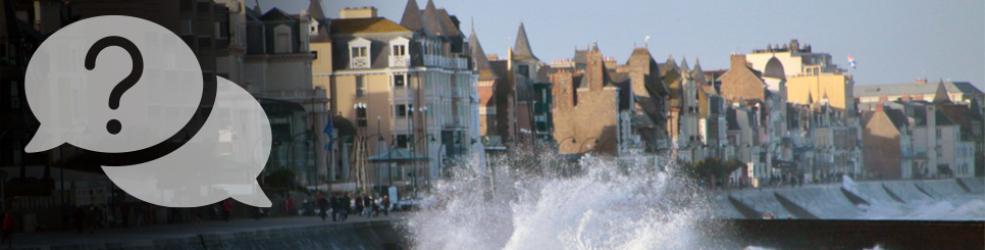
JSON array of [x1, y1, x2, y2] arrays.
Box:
[[101, 76, 271, 207], [24, 16, 271, 208], [24, 15, 203, 153]]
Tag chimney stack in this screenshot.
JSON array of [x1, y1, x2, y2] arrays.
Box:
[[339, 7, 377, 19]]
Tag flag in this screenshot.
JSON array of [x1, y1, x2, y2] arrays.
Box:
[[323, 116, 334, 150], [847, 55, 856, 69]]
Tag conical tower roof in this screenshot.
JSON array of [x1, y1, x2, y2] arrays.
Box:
[[400, 0, 423, 32], [469, 29, 497, 81], [307, 0, 326, 20], [512, 22, 538, 61], [420, 0, 445, 36]]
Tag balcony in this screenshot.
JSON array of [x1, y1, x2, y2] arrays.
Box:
[[390, 55, 409, 68]]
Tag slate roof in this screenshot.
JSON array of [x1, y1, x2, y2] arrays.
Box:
[[307, 0, 326, 20], [399, 0, 424, 32], [468, 30, 497, 81], [855, 81, 984, 98], [512, 23, 538, 61]]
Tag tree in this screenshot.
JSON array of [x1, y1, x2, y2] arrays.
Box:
[[688, 158, 744, 187]]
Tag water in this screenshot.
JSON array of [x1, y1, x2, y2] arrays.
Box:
[[406, 151, 722, 250], [405, 150, 985, 249]]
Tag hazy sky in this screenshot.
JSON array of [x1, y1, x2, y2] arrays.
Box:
[[262, 0, 984, 89]]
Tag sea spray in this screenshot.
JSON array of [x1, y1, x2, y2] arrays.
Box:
[[406, 149, 724, 250]]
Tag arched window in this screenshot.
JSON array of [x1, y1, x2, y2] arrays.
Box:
[[273, 24, 292, 53]]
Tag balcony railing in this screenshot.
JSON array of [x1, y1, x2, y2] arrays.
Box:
[[390, 55, 409, 68]]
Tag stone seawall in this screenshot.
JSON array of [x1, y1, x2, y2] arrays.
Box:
[[717, 178, 985, 220]]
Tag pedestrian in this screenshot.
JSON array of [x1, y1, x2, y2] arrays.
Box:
[[320, 194, 339, 222], [318, 193, 329, 222], [371, 195, 380, 217], [354, 194, 364, 217], [1, 211, 13, 248], [341, 194, 351, 221], [285, 194, 295, 217], [363, 195, 374, 217], [222, 199, 233, 221], [381, 195, 390, 216]]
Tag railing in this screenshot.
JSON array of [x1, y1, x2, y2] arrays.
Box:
[[390, 56, 409, 68]]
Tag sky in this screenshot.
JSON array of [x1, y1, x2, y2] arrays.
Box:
[[262, 0, 985, 89]]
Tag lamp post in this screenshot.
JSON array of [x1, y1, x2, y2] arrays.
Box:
[[414, 106, 428, 198]]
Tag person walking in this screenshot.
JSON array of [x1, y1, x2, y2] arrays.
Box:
[[1, 211, 13, 249], [354, 194, 364, 217], [317, 193, 329, 222], [285, 194, 295, 217], [381, 195, 390, 216], [341, 194, 351, 221], [222, 199, 233, 222]]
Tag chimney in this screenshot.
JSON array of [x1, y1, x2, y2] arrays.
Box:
[[730, 54, 748, 69], [876, 96, 887, 112], [339, 7, 377, 19]]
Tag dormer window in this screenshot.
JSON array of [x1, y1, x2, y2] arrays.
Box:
[[273, 24, 292, 53], [349, 37, 371, 69], [389, 37, 409, 67]]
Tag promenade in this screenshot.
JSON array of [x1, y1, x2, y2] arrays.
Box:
[[12, 213, 406, 249]]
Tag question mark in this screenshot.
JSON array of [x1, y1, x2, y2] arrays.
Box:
[[85, 36, 143, 135]]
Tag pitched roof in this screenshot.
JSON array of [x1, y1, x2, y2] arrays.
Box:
[[399, 0, 423, 32], [883, 107, 908, 129], [419, 0, 444, 36], [512, 23, 538, 61], [436, 9, 461, 37], [307, 0, 326, 20], [855, 81, 984, 98], [933, 82, 951, 104], [330, 17, 410, 34], [469, 29, 497, 81]]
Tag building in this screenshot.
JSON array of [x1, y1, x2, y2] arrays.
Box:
[[324, 0, 479, 193], [855, 80, 984, 115], [862, 90, 977, 179], [746, 39, 855, 113], [235, 4, 330, 187], [550, 44, 632, 155], [472, 23, 548, 149], [613, 47, 669, 153]]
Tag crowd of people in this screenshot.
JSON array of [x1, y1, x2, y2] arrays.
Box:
[[314, 193, 391, 222]]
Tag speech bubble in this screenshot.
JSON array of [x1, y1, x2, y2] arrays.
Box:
[[101, 76, 271, 207], [24, 15, 203, 153]]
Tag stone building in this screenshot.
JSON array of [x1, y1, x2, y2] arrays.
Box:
[[550, 44, 632, 155], [862, 88, 977, 179]]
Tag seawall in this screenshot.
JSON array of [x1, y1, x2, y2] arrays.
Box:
[[717, 177, 985, 220]]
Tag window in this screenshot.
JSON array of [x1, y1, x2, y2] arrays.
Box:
[[394, 74, 405, 87], [518, 65, 529, 78], [273, 25, 292, 53], [396, 134, 410, 148], [349, 38, 371, 69], [351, 46, 367, 57], [396, 104, 414, 117], [356, 106, 367, 127], [355, 76, 365, 97], [392, 45, 406, 56]]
